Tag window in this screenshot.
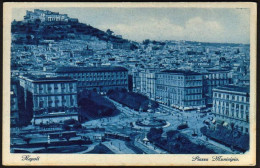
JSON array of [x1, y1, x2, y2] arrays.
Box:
[[226, 109, 229, 115], [241, 111, 244, 119], [39, 84, 43, 90], [70, 96, 74, 106], [39, 101, 44, 108], [69, 83, 73, 90], [55, 99, 59, 107], [54, 83, 58, 90], [240, 104, 244, 110], [62, 96, 66, 105], [48, 100, 53, 107], [61, 83, 65, 90]]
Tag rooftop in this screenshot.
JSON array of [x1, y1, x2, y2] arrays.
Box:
[[55, 66, 128, 73], [21, 74, 76, 83], [160, 69, 201, 75], [11, 77, 19, 84], [206, 68, 230, 72], [214, 85, 249, 93]]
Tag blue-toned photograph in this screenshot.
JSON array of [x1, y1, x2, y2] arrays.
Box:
[[10, 7, 250, 154]]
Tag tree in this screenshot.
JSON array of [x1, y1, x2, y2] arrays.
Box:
[[64, 135, 72, 142], [143, 39, 150, 45], [62, 124, 71, 131], [107, 89, 114, 95], [106, 29, 114, 36], [73, 122, 82, 130], [78, 139, 84, 146], [22, 137, 32, 145], [44, 143, 48, 150], [147, 127, 163, 141], [64, 119, 77, 125]]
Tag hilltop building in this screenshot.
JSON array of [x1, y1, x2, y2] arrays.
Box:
[[23, 9, 78, 23]]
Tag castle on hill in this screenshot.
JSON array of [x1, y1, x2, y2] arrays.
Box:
[[23, 9, 78, 23]]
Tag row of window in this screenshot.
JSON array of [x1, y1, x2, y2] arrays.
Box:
[[214, 108, 249, 122], [206, 80, 228, 85], [38, 96, 76, 108], [205, 73, 228, 79], [77, 80, 127, 86], [213, 92, 249, 102], [63, 72, 127, 77], [214, 101, 249, 111], [37, 83, 75, 93]]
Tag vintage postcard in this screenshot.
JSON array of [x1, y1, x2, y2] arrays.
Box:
[[2, 2, 257, 166]]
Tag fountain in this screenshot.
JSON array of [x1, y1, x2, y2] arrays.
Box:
[[135, 100, 169, 128]]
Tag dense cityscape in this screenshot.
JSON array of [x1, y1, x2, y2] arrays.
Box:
[[10, 9, 250, 154]]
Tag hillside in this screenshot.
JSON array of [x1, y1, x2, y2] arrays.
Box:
[[11, 13, 131, 47]]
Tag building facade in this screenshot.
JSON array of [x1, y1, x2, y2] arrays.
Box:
[[19, 75, 78, 125], [133, 68, 158, 100], [55, 66, 128, 94], [156, 70, 205, 110], [212, 85, 249, 134], [24, 9, 78, 23], [202, 69, 231, 105], [11, 78, 19, 126]]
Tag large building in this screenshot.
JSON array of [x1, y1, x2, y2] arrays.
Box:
[[11, 78, 20, 126], [23, 9, 78, 23], [202, 69, 231, 105], [19, 75, 78, 125], [212, 85, 249, 134], [55, 66, 128, 94], [156, 70, 205, 111], [133, 68, 159, 100]]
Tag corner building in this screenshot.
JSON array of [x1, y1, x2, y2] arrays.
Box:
[[156, 70, 205, 111], [212, 85, 249, 134], [19, 75, 78, 125]]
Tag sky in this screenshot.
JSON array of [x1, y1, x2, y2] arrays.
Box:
[[12, 7, 250, 44]]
